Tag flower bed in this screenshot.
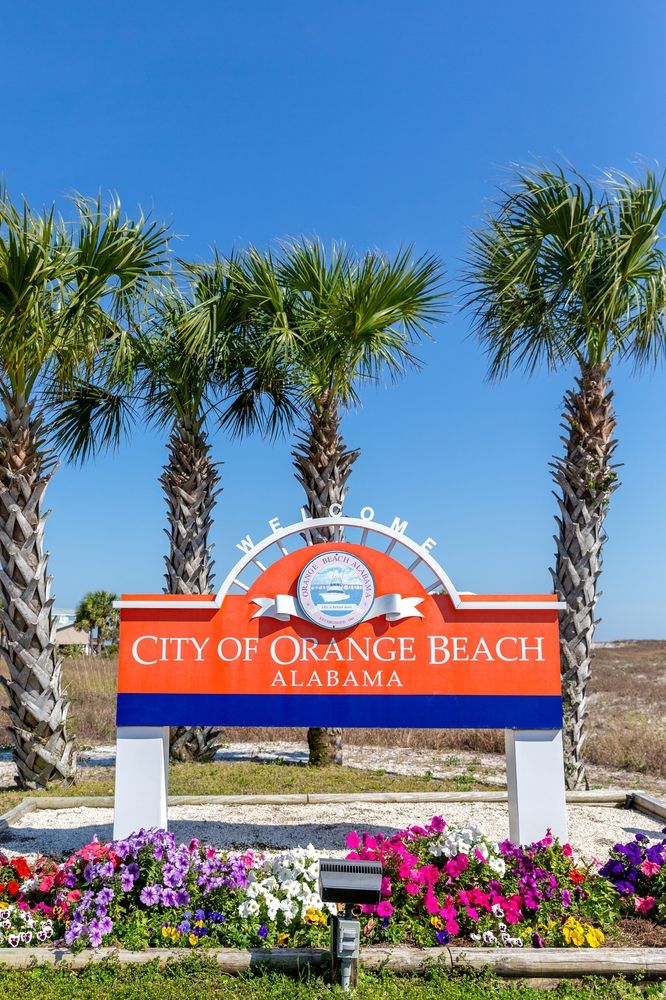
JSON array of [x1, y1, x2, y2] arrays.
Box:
[[1, 816, 664, 952]]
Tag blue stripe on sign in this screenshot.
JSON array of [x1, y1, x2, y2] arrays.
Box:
[[116, 694, 563, 730]]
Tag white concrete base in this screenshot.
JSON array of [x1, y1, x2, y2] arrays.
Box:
[[113, 727, 169, 840], [505, 729, 568, 845]]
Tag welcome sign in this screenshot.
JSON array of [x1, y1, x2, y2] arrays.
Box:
[[117, 517, 563, 731], [113, 511, 568, 845]]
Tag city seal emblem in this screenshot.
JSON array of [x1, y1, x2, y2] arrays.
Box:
[[297, 550, 375, 630]]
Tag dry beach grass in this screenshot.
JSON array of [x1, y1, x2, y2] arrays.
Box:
[[0, 640, 663, 780]]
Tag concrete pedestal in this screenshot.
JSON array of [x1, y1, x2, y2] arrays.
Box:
[[505, 728, 568, 845], [113, 726, 169, 840]]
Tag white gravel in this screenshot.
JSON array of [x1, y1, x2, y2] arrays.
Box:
[[3, 801, 664, 864]]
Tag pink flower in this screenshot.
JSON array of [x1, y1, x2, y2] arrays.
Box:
[[640, 860, 660, 877], [429, 816, 446, 833], [405, 882, 421, 896], [473, 849, 486, 864], [345, 831, 361, 850], [444, 854, 469, 879], [420, 865, 439, 885], [424, 892, 440, 915], [377, 901, 394, 918], [381, 877, 392, 897], [445, 918, 459, 936], [364, 836, 379, 851], [562, 843, 573, 857], [634, 896, 656, 914]]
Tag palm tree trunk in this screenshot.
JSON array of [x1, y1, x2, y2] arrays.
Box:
[[162, 423, 223, 763], [551, 363, 618, 790], [293, 396, 359, 766], [0, 400, 76, 788]]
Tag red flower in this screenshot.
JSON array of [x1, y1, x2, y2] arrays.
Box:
[[10, 858, 30, 878], [569, 869, 586, 885], [7, 881, 20, 896]]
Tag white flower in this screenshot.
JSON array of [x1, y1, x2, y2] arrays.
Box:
[[491, 904, 503, 917], [511, 938, 524, 948], [482, 931, 497, 944]]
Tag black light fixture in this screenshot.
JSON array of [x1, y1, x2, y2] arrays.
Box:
[[318, 858, 383, 991]]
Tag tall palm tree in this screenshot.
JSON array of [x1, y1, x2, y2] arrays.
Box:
[[0, 190, 169, 788], [233, 239, 447, 765], [464, 166, 666, 789], [58, 257, 297, 761]]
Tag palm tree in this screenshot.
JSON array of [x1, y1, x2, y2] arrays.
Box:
[[58, 257, 297, 762], [74, 590, 119, 655], [0, 190, 169, 788], [233, 239, 447, 765], [464, 165, 666, 789]]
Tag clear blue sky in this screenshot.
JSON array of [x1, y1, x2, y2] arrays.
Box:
[[3, 0, 664, 637]]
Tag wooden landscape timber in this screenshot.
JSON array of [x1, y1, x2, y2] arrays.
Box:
[[0, 944, 663, 980]]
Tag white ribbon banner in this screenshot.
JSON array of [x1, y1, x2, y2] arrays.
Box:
[[251, 593, 424, 623]]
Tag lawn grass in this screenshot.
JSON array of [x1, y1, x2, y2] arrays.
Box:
[[0, 959, 657, 1000], [0, 760, 497, 817]]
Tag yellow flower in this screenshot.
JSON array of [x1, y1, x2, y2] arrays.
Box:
[[305, 907, 323, 924], [277, 933, 289, 947], [430, 916, 444, 931], [161, 926, 170, 938], [0, 903, 8, 910], [188, 934, 198, 947], [562, 918, 585, 947], [584, 925, 605, 948]]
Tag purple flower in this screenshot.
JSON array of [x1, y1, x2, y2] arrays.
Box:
[[161, 889, 178, 907], [97, 888, 114, 906], [257, 924, 268, 940], [120, 871, 135, 892], [64, 921, 84, 946], [177, 920, 191, 934], [560, 889, 572, 908], [175, 889, 190, 906], [163, 864, 183, 888], [532, 933, 546, 948], [114, 841, 132, 860], [435, 930, 450, 945], [88, 926, 103, 948], [83, 862, 96, 883], [99, 861, 115, 879], [98, 916, 113, 935], [140, 884, 162, 906]]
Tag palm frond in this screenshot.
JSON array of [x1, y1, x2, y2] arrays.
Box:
[[463, 164, 666, 377]]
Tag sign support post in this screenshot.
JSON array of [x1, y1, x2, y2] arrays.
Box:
[[505, 728, 568, 844], [113, 726, 169, 840]]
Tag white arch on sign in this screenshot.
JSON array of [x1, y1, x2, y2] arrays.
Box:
[[116, 514, 565, 611], [215, 516, 460, 606]]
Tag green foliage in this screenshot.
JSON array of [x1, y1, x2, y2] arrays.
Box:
[[0, 189, 170, 408], [0, 960, 653, 1000], [464, 165, 666, 375], [73, 591, 119, 654], [224, 238, 448, 416]]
